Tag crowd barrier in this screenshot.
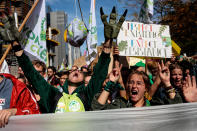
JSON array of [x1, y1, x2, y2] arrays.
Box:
[[2, 102, 197, 131]]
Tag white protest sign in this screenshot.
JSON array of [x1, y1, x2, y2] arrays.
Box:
[[117, 21, 172, 58]]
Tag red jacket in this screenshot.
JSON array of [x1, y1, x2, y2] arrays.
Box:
[[2, 73, 41, 115]]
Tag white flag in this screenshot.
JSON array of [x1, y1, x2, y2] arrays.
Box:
[[147, 0, 153, 16], [22, 0, 47, 63], [139, 0, 154, 23], [0, 60, 10, 74], [86, 0, 98, 65]]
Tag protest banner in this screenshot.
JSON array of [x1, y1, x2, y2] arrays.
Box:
[[2, 102, 197, 131], [117, 21, 172, 58], [85, 0, 98, 65], [22, 0, 47, 63]]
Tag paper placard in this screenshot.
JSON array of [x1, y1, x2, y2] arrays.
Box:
[[117, 21, 172, 58]]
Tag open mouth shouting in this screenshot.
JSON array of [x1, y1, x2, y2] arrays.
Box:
[[130, 89, 138, 99], [129, 86, 146, 104], [73, 72, 79, 78], [68, 70, 84, 83]]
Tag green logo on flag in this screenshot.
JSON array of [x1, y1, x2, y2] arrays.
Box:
[[40, 17, 46, 41]]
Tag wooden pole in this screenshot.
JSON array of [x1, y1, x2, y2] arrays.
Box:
[[0, 0, 40, 66], [145, 58, 148, 74]]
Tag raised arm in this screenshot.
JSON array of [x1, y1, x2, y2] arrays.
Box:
[[14, 41, 58, 93], [147, 68, 161, 100], [84, 40, 112, 104], [84, 6, 127, 105], [92, 67, 124, 110], [183, 75, 197, 102], [113, 46, 127, 99], [156, 61, 183, 104]]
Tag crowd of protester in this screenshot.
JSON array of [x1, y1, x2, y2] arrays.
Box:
[[0, 7, 197, 128]]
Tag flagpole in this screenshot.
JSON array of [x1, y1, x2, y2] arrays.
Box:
[[46, 51, 49, 67], [0, 0, 40, 66], [139, 0, 154, 73], [77, 0, 90, 61]]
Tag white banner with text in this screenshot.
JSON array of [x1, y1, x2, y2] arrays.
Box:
[[2, 103, 197, 131], [117, 21, 172, 58]]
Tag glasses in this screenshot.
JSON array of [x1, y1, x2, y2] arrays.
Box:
[[128, 80, 145, 87]]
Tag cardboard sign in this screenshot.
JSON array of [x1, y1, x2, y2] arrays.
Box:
[[117, 21, 172, 58], [74, 56, 87, 68]]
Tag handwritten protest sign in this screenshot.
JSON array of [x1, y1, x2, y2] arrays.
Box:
[[117, 21, 172, 58]]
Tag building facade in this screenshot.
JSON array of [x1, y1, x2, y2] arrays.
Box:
[[48, 11, 68, 68], [48, 11, 81, 69]]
